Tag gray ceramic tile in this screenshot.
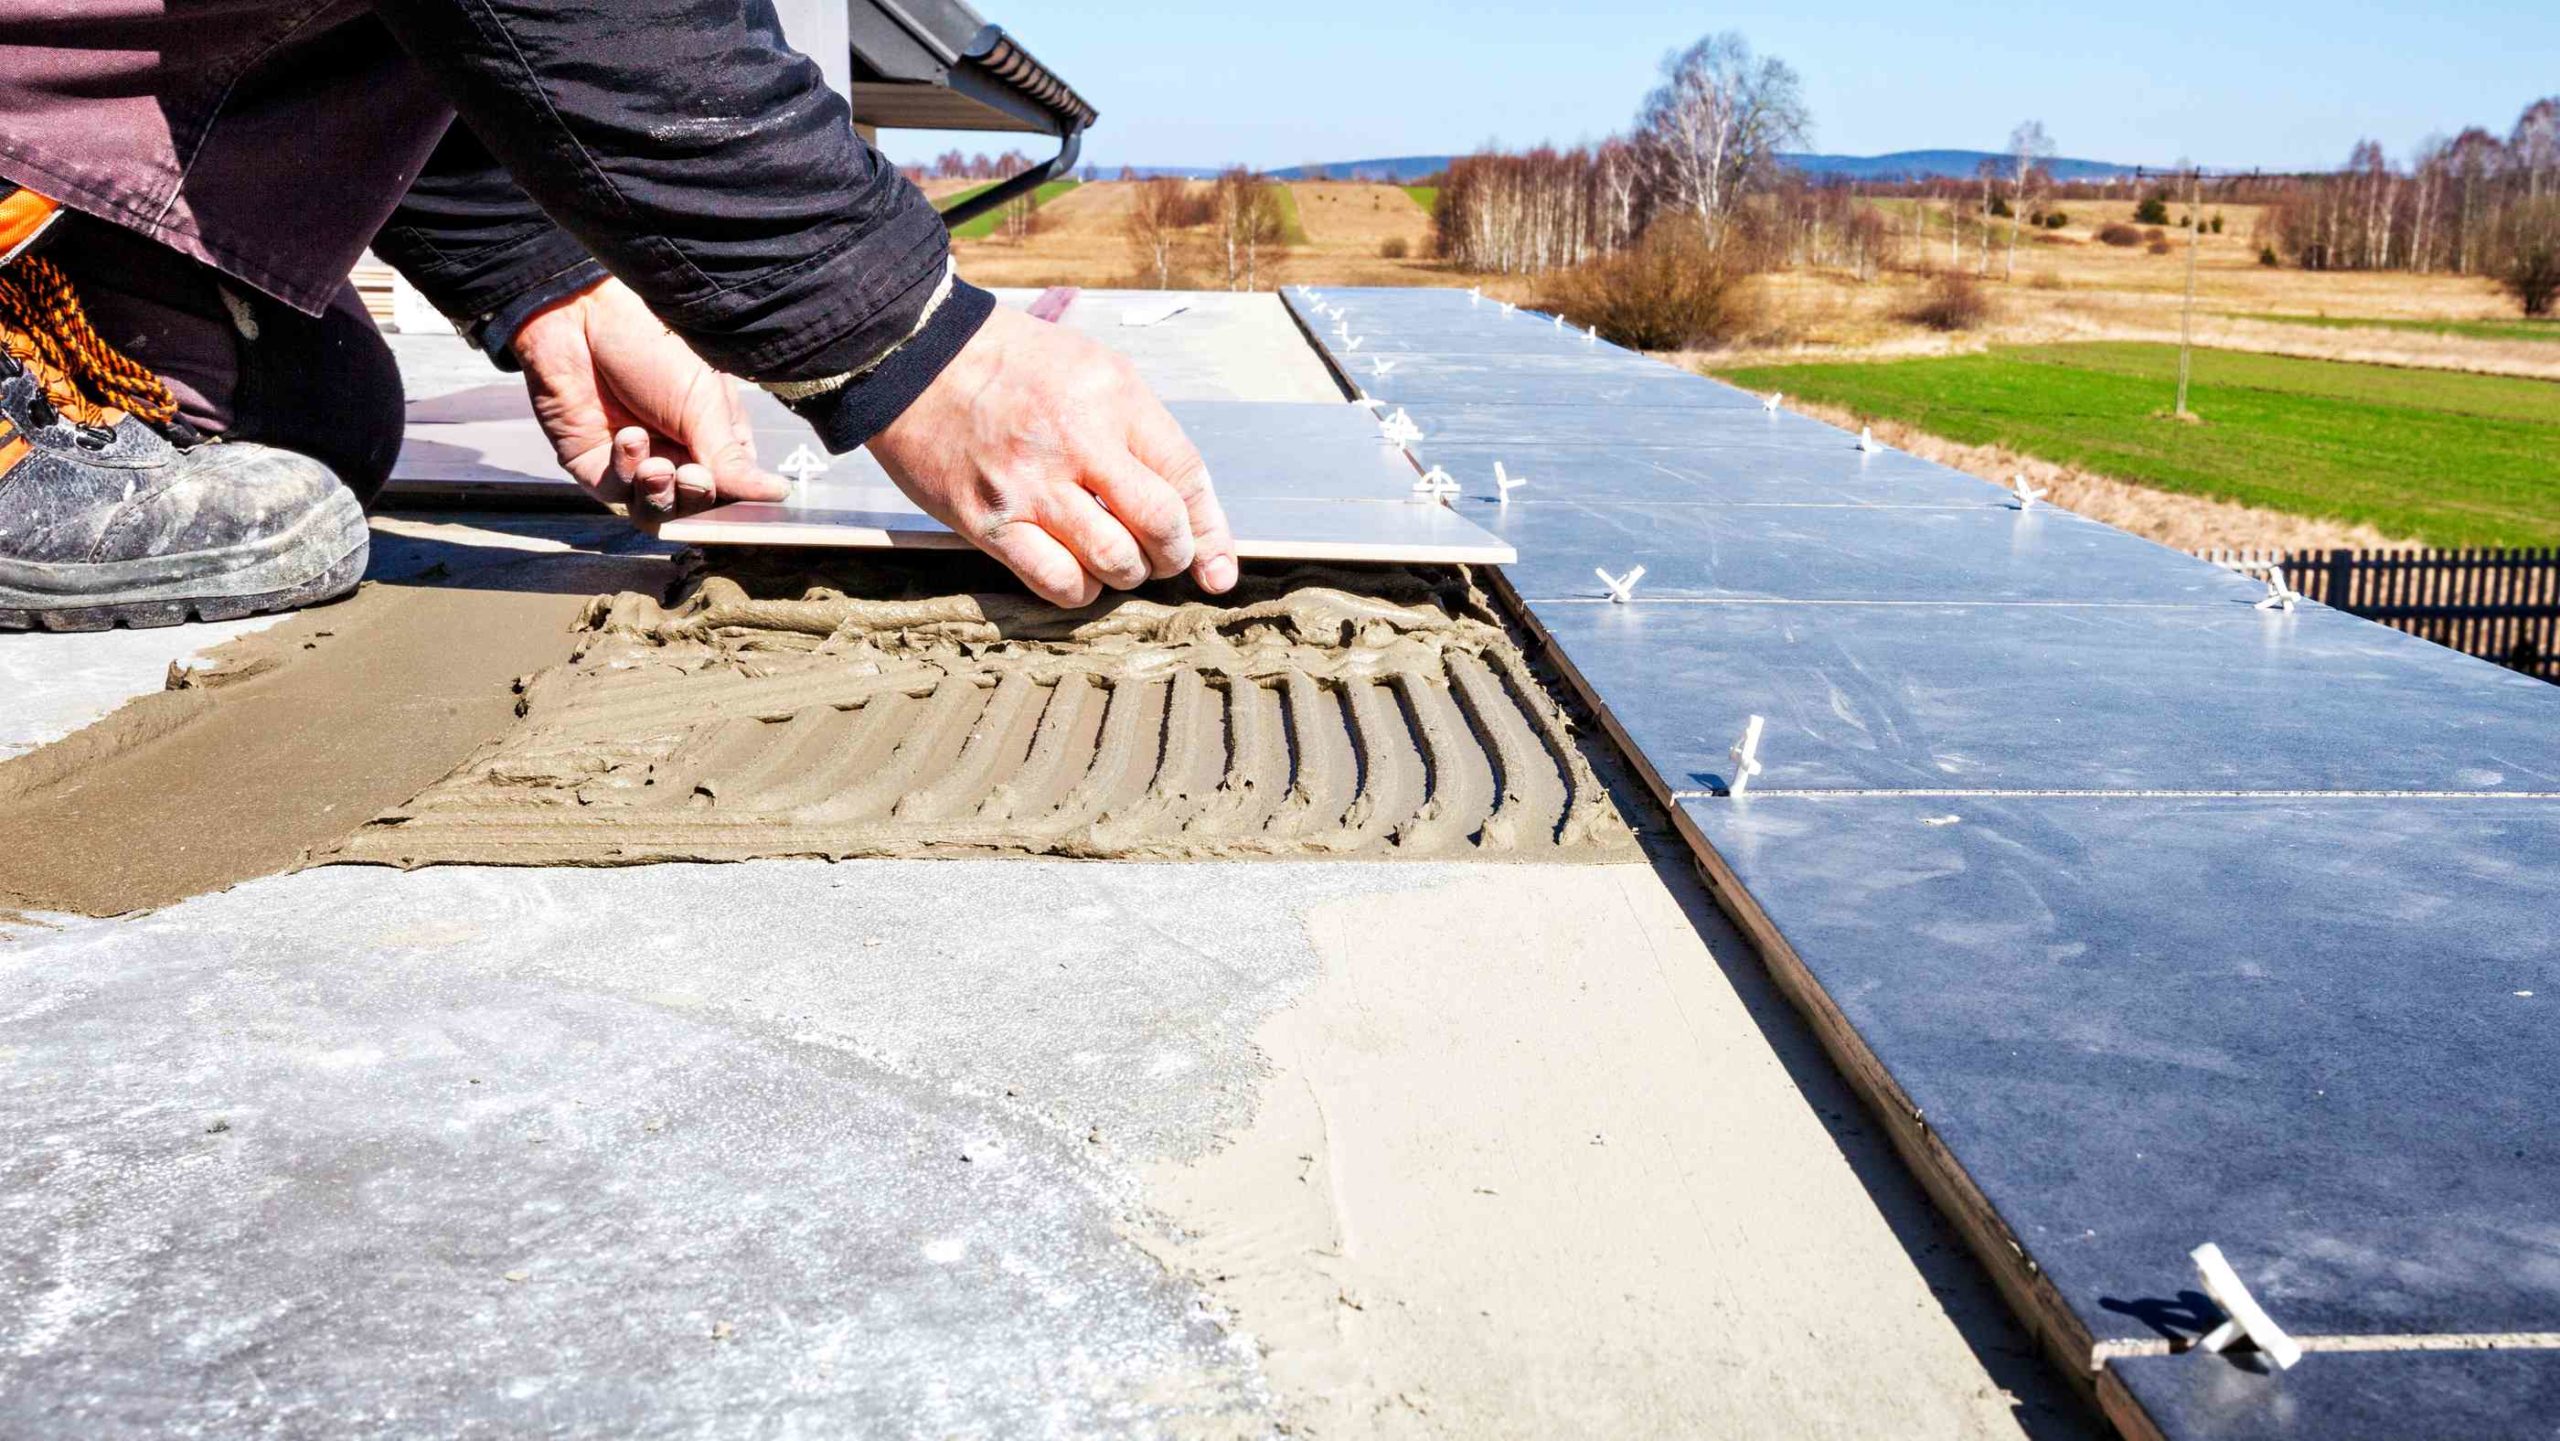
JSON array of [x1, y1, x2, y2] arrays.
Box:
[[1407, 441, 2002, 508], [1479, 499, 2245, 606], [1531, 601, 2560, 794], [1387, 401, 1905, 449], [2109, 1348, 2560, 1440], [1342, 352, 1750, 410], [1680, 793, 2560, 1343]]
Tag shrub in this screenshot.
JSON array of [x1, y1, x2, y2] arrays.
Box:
[[2043, 211, 2069, 229], [2147, 238, 2176, 255], [2259, 245, 2281, 267], [2096, 222, 2142, 247], [1899, 270, 1990, 331], [1534, 219, 1764, 350], [1989, 195, 2013, 218], [2496, 199, 2560, 317], [2210, 214, 2225, 235], [1378, 236, 1410, 260], [2133, 193, 2171, 226]]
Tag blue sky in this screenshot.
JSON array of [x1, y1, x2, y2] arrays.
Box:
[[867, 0, 2559, 174]]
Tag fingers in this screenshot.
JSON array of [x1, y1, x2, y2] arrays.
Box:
[[614, 426, 679, 515], [674, 373, 788, 502], [1122, 394, 1239, 593], [978, 518, 1102, 609], [1031, 483, 1151, 593]]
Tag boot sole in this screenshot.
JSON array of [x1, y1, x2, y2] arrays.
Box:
[[0, 489, 371, 633]]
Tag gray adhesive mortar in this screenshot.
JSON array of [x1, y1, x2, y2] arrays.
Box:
[[327, 555, 1639, 870]]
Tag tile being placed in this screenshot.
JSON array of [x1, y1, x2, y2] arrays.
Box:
[[1410, 441, 2002, 509], [987, 288, 1344, 402], [1678, 793, 2560, 1345], [397, 400, 1421, 505], [1531, 601, 2560, 795], [2108, 1348, 2560, 1441], [1479, 498, 2252, 606]]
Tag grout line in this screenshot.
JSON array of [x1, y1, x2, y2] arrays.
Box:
[[1672, 787, 2560, 801]]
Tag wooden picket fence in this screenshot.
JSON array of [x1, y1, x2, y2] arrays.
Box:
[[2197, 547, 2560, 682]]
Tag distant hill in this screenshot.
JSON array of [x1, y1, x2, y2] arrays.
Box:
[[1244, 151, 2152, 183]]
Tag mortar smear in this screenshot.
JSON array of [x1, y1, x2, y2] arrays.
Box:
[[328, 557, 1637, 867]]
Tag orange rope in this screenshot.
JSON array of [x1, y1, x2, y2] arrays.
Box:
[[0, 254, 181, 429]]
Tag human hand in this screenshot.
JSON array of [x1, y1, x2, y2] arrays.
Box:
[[866, 306, 1237, 608], [509, 277, 787, 517]]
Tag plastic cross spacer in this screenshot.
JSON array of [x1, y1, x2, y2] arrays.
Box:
[[1595, 563, 1646, 604], [1369, 356, 1399, 377], [2011, 475, 2049, 510], [1411, 465, 1462, 503], [1495, 461, 1527, 505], [1498, 301, 1517, 318], [1763, 390, 1783, 412], [1346, 335, 1365, 350], [1351, 396, 1386, 411], [1857, 426, 1880, 454], [1584, 324, 1600, 344], [1380, 408, 1424, 444], [1552, 311, 1566, 329], [777, 443, 831, 485], [2256, 567, 2304, 612], [1726, 715, 1767, 796], [2191, 1243, 2303, 1370], [1468, 285, 1483, 305]]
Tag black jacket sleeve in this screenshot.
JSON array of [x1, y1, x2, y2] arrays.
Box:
[[371, 123, 608, 367], [370, 0, 985, 446]]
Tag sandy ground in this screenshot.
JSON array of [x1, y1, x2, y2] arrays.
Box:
[[1769, 395, 2417, 553], [1291, 181, 1435, 251]]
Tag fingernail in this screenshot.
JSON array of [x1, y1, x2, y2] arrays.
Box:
[[1205, 554, 1238, 592]]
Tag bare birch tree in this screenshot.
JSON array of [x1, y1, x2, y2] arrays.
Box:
[[1211, 167, 1287, 290], [2005, 121, 2055, 280], [1634, 32, 1809, 245]]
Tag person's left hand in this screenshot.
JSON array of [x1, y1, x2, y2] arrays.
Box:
[[509, 276, 787, 517]]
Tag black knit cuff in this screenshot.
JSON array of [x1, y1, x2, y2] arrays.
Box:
[[785, 281, 997, 453], [465, 259, 612, 372]]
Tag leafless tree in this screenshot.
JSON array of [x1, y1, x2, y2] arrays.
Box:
[[1122, 177, 1197, 288], [1211, 167, 1287, 289], [2515, 97, 2560, 201], [1633, 32, 1809, 245], [2005, 121, 2055, 279]]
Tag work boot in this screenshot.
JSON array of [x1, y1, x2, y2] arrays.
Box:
[[0, 245, 368, 632]]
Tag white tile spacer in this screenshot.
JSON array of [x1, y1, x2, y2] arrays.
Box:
[[1763, 390, 1783, 412], [1350, 396, 1386, 411], [1411, 465, 1462, 503], [1726, 715, 1766, 796], [777, 443, 831, 485], [2190, 1243, 2303, 1371], [1857, 426, 1880, 454], [1552, 311, 1566, 329], [2255, 567, 2303, 612], [1498, 300, 1517, 318], [1595, 563, 1646, 603], [1584, 324, 1600, 344], [1494, 461, 1527, 505], [1297, 284, 1315, 297], [2011, 474, 2048, 510], [1346, 335, 1365, 350], [1379, 408, 1424, 444], [1468, 285, 1483, 305], [1368, 356, 1399, 377]]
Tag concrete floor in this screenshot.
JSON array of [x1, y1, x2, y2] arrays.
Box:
[[0, 310, 2105, 1437]]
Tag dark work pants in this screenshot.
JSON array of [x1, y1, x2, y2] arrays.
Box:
[[51, 216, 405, 508]]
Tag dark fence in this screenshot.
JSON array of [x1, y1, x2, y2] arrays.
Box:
[[2197, 547, 2560, 682]]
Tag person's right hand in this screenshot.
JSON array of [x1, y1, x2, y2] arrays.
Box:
[[866, 307, 1238, 608]]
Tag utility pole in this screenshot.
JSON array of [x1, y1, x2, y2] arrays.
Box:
[[2174, 166, 2202, 420]]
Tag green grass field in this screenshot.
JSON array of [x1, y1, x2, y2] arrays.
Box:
[[1402, 185, 1438, 216], [938, 179, 1080, 240], [2230, 312, 2560, 344], [1717, 343, 2560, 547], [1269, 184, 1311, 246]]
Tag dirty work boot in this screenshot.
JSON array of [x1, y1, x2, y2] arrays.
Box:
[[0, 242, 368, 632]]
